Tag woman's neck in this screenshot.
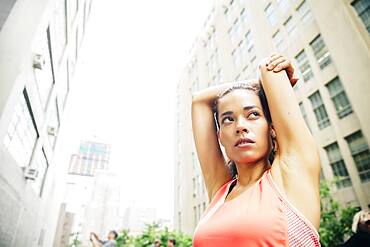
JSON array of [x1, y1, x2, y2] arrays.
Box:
[[235, 159, 271, 188]]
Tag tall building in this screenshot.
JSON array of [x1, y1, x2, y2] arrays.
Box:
[[0, 0, 93, 245], [68, 140, 111, 176], [53, 203, 75, 247], [79, 170, 121, 246], [60, 140, 121, 246], [174, 0, 370, 234], [122, 201, 158, 235]]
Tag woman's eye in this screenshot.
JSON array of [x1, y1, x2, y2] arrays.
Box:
[[248, 111, 260, 118], [222, 116, 234, 124]]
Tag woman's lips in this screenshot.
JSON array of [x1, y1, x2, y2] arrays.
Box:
[[235, 137, 255, 147]]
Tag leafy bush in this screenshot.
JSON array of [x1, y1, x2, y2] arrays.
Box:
[[116, 222, 192, 247], [319, 180, 359, 247]]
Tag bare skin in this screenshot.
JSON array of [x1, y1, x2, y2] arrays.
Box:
[[191, 54, 321, 229]]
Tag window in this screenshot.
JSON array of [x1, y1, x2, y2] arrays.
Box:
[[68, 0, 78, 25], [192, 152, 198, 170], [30, 149, 49, 195], [236, 0, 245, 8], [295, 50, 313, 82], [59, 60, 69, 107], [297, 0, 313, 24], [277, 0, 290, 16], [320, 168, 325, 181], [272, 30, 286, 52], [240, 8, 248, 24], [299, 102, 311, 131], [213, 68, 223, 84], [229, 0, 237, 15], [0, 1, 17, 32], [48, 100, 60, 149], [178, 212, 182, 231], [352, 0, 370, 33], [224, 7, 233, 24], [232, 49, 242, 69], [309, 91, 330, 129], [34, 29, 55, 110], [265, 3, 278, 26], [284, 16, 297, 36], [3, 91, 38, 167], [239, 40, 249, 63], [193, 206, 197, 226], [228, 26, 238, 45], [69, 30, 77, 76], [192, 177, 196, 196], [326, 77, 352, 118], [51, 0, 67, 65], [325, 143, 352, 188], [191, 78, 200, 92], [207, 32, 216, 56], [310, 35, 332, 69], [245, 30, 254, 52], [346, 131, 370, 182]]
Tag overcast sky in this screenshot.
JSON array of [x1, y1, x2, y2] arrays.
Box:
[[61, 0, 214, 222]]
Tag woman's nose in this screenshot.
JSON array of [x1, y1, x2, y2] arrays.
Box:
[[235, 117, 249, 134]]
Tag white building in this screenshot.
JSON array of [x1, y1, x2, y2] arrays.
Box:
[[123, 201, 158, 235], [0, 0, 93, 245], [175, 0, 370, 235]]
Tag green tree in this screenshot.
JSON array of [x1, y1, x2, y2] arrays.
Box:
[[319, 179, 359, 247], [116, 229, 134, 247], [116, 222, 192, 247], [68, 232, 82, 247]]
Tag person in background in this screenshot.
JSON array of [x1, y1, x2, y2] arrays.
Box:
[[152, 239, 161, 247], [167, 238, 176, 247], [341, 210, 370, 246], [90, 230, 118, 247]]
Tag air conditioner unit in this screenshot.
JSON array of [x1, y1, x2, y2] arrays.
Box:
[[33, 54, 45, 70], [24, 167, 38, 180], [47, 126, 56, 136]]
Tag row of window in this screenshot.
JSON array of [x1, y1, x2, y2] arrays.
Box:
[[232, 30, 255, 70], [271, 1, 314, 52], [2, 0, 90, 196], [352, 0, 370, 34], [302, 76, 352, 131], [193, 202, 207, 227], [266, 0, 313, 28], [68, 154, 109, 176], [325, 131, 370, 189]]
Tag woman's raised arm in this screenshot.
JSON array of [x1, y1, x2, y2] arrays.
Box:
[[191, 83, 238, 200], [258, 55, 320, 172], [259, 54, 321, 228]]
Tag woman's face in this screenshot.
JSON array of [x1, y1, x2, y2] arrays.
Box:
[[217, 89, 272, 165]]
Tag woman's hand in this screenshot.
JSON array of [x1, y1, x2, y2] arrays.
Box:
[[265, 53, 299, 87]]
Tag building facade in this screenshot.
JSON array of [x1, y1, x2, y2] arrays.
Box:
[[0, 0, 93, 245], [60, 140, 121, 246], [174, 0, 370, 234], [53, 203, 75, 247], [68, 140, 111, 176], [122, 201, 158, 235]]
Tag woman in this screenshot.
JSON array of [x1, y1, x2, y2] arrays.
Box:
[[191, 54, 321, 246]]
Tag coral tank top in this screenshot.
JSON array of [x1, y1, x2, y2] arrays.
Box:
[[193, 169, 320, 247]]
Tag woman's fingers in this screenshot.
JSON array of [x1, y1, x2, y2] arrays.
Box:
[[266, 53, 283, 65], [267, 57, 287, 71]]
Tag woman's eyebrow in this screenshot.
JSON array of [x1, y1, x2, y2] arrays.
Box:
[[243, 105, 258, 111], [220, 111, 233, 117], [221, 106, 260, 117]]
